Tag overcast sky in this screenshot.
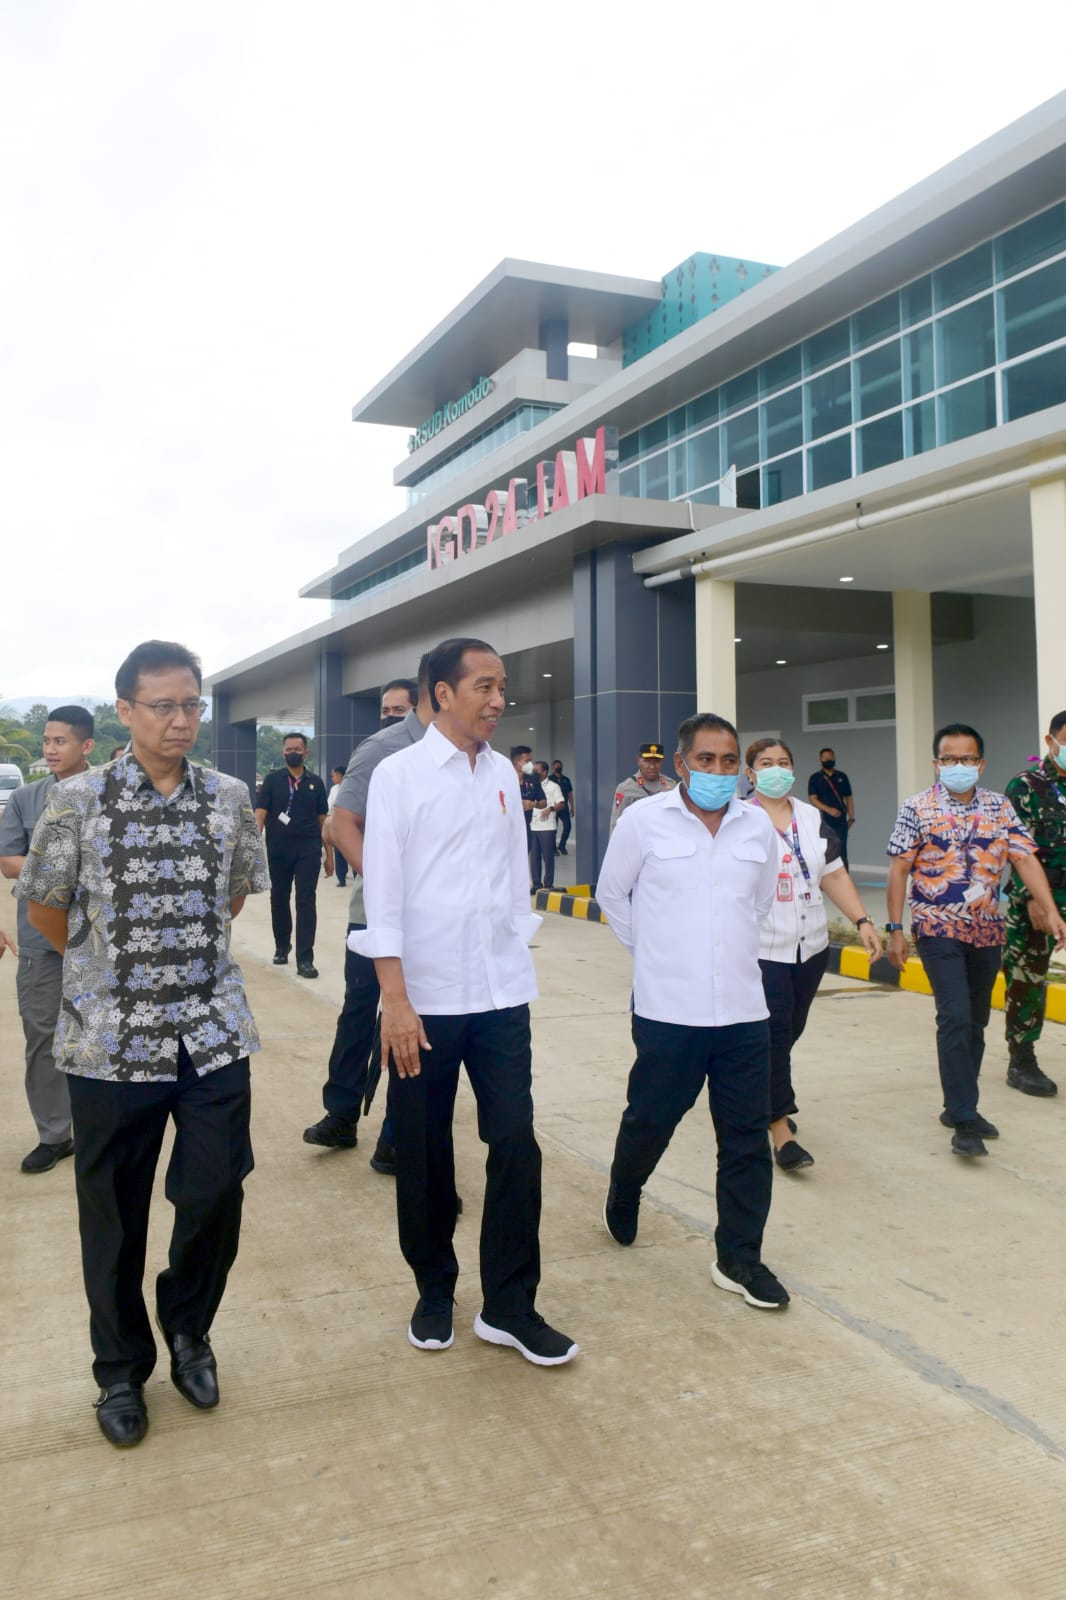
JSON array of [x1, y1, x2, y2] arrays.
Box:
[[2, 0, 1063, 704]]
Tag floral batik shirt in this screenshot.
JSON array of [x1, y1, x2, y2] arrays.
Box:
[[887, 784, 1037, 948], [16, 755, 270, 1081]]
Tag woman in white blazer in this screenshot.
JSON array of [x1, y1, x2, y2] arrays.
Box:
[[745, 737, 882, 1171]]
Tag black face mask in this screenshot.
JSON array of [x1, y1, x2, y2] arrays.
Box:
[[380, 714, 406, 729], [822, 759, 835, 770], [284, 751, 304, 767]]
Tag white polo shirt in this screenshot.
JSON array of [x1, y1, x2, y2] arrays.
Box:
[[349, 721, 541, 1015], [596, 786, 778, 1027], [530, 777, 564, 831]]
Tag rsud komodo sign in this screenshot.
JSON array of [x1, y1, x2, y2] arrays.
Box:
[[427, 426, 619, 572]]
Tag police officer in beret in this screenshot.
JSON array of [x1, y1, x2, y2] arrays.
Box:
[[609, 742, 677, 834]]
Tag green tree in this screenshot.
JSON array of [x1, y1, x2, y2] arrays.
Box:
[[21, 703, 51, 736]]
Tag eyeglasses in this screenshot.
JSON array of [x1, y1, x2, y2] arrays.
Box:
[[937, 755, 981, 767], [128, 699, 207, 721]]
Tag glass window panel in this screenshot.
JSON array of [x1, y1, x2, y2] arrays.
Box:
[[933, 243, 993, 311], [722, 367, 759, 416], [642, 450, 669, 498], [807, 434, 852, 490], [996, 204, 1066, 281], [904, 324, 935, 399], [669, 443, 688, 498], [853, 293, 900, 351], [688, 482, 720, 507], [667, 406, 688, 443], [937, 374, 996, 444], [1003, 345, 1066, 422], [858, 413, 904, 474], [686, 391, 718, 430], [619, 432, 639, 465], [735, 469, 761, 510], [763, 389, 803, 457], [936, 298, 995, 385], [901, 275, 932, 326], [618, 464, 640, 497], [763, 452, 803, 506], [905, 398, 936, 456], [640, 417, 668, 454], [760, 345, 802, 397], [856, 341, 902, 419], [686, 426, 720, 488], [723, 409, 760, 471], [807, 366, 852, 439], [803, 320, 850, 376], [856, 691, 896, 722], [999, 258, 1066, 360], [807, 696, 849, 726]]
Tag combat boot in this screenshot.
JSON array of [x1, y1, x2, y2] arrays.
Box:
[[1006, 1040, 1058, 1097]]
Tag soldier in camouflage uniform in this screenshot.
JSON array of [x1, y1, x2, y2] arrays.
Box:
[[1002, 712, 1066, 1097], [608, 742, 677, 835]]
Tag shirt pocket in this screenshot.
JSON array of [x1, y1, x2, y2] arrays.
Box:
[[648, 839, 699, 889], [730, 840, 769, 866]]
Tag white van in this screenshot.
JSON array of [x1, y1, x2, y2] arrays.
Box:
[[0, 763, 24, 816]]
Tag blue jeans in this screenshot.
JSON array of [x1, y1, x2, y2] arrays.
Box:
[[915, 936, 1003, 1121]]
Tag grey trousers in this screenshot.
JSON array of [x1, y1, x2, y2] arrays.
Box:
[[16, 950, 71, 1144]]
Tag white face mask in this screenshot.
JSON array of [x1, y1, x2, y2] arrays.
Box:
[[521, 761, 534, 775]]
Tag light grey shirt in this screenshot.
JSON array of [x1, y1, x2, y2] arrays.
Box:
[[0, 773, 59, 951], [335, 710, 426, 924]]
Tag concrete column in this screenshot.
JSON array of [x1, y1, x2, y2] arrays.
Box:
[[313, 652, 378, 778], [539, 318, 569, 382], [892, 589, 934, 802], [573, 543, 696, 884], [693, 576, 736, 721], [1031, 474, 1066, 741], [212, 692, 257, 802]]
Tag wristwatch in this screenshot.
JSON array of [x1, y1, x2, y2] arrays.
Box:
[[886, 922, 904, 933], [855, 916, 873, 929]]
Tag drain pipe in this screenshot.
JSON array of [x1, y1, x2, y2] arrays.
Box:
[[643, 453, 1066, 588]]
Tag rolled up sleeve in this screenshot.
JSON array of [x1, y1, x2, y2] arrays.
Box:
[[347, 764, 406, 959]]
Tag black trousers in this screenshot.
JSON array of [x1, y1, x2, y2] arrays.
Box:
[[529, 830, 556, 889], [557, 808, 572, 851], [609, 1014, 772, 1267], [387, 1005, 541, 1318], [323, 922, 379, 1120], [915, 935, 1003, 1121], [268, 841, 320, 963], [335, 847, 349, 887], [67, 1042, 253, 1388], [759, 946, 830, 1122]]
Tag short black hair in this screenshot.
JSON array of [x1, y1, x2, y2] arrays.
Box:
[[416, 653, 432, 690], [819, 747, 835, 758], [933, 722, 984, 758], [47, 705, 94, 741], [382, 678, 418, 705], [331, 765, 345, 779], [677, 712, 740, 758], [283, 731, 308, 747], [1049, 711, 1066, 739], [115, 640, 202, 702], [533, 759, 549, 775], [425, 636, 499, 713], [510, 745, 532, 761]]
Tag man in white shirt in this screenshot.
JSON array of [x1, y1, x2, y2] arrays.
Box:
[[350, 637, 578, 1366], [529, 760, 565, 891], [595, 712, 790, 1310]]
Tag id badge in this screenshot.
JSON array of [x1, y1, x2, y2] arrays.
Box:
[[278, 811, 291, 826], [776, 873, 793, 903], [962, 882, 983, 905]]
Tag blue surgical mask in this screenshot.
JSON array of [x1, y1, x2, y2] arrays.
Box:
[[682, 759, 737, 812], [939, 762, 978, 794], [754, 768, 795, 800], [1052, 738, 1066, 772]]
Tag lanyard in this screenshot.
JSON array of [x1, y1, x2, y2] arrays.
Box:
[[778, 819, 813, 886], [284, 772, 302, 815]]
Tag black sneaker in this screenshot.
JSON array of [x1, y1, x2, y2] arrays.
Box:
[[939, 1110, 999, 1138], [408, 1296, 454, 1351], [774, 1139, 814, 1170], [1006, 1050, 1058, 1097], [369, 1137, 397, 1175], [473, 1310, 579, 1365], [950, 1121, 988, 1157], [603, 1182, 640, 1245], [272, 948, 290, 965], [711, 1258, 790, 1309], [21, 1138, 75, 1175], [303, 1113, 357, 1149]]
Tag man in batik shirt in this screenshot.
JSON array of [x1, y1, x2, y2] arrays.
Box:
[[18, 640, 269, 1449]]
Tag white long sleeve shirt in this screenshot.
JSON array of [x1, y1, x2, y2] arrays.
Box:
[[595, 786, 779, 1027], [348, 721, 541, 1014]]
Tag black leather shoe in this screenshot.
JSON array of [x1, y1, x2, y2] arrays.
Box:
[[21, 1138, 74, 1174], [297, 961, 319, 979], [159, 1325, 219, 1409], [272, 949, 290, 965], [369, 1137, 397, 1175], [95, 1383, 148, 1447]]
